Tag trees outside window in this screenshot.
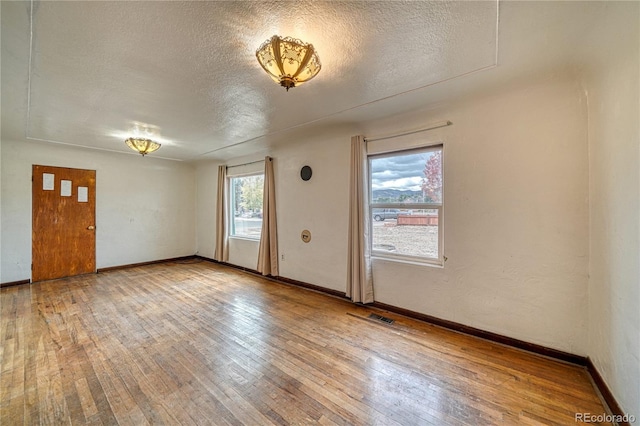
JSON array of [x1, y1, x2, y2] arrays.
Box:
[[369, 145, 443, 264], [230, 174, 264, 239]]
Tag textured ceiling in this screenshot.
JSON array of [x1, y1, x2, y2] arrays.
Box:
[[1, 1, 607, 161]]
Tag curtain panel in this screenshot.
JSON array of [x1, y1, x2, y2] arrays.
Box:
[[347, 135, 374, 303], [214, 165, 229, 262], [257, 157, 279, 276]]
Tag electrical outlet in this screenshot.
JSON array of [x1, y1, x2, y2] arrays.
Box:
[[281, 254, 285, 261]]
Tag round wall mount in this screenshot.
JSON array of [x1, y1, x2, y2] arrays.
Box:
[[300, 165, 312, 181], [301, 229, 311, 243]]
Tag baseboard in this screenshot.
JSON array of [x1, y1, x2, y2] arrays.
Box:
[[97, 255, 197, 273], [273, 275, 348, 299], [0, 279, 31, 288], [2, 256, 198, 286], [198, 257, 586, 365], [586, 358, 632, 426], [371, 303, 629, 422], [195, 256, 257, 275], [372, 301, 587, 366], [195, 255, 349, 300]]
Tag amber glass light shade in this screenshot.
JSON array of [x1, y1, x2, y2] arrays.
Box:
[[256, 35, 321, 91], [125, 137, 161, 156]]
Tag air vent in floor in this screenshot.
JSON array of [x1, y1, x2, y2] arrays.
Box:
[[368, 313, 394, 324]]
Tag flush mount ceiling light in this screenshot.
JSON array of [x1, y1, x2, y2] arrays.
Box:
[[256, 35, 321, 91], [125, 137, 161, 156]]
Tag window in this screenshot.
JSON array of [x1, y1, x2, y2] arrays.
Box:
[[229, 174, 264, 239], [369, 145, 443, 264]]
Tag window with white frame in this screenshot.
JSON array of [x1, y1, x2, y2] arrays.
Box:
[[369, 145, 443, 264], [229, 173, 264, 239]]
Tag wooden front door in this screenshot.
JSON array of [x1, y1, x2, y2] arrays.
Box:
[[32, 165, 96, 282]]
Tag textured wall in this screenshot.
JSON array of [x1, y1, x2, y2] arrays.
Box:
[[0, 139, 196, 283], [583, 2, 640, 418], [270, 132, 352, 292], [195, 161, 219, 260]]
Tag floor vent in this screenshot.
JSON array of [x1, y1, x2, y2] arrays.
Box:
[[369, 313, 394, 324]]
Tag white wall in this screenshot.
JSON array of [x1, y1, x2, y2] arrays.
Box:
[[227, 238, 260, 271], [196, 73, 590, 355], [1, 139, 196, 283], [195, 160, 219, 259], [583, 2, 639, 417], [271, 133, 352, 291], [365, 75, 589, 355]]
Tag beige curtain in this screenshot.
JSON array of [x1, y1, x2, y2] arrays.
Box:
[[214, 165, 229, 262], [257, 157, 279, 276], [347, 135, 374, 303]]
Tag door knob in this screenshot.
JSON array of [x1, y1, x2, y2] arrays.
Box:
[[87, 225, 95, 230]]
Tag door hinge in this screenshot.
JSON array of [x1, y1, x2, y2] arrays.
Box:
[[31, 263, 33, 270]]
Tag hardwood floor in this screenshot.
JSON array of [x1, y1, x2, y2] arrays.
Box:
[[1, 261, 610, 425]]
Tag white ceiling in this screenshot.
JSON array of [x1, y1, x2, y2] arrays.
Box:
[[1, 1, 607, 162]]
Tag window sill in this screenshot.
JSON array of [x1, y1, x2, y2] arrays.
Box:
[[371, 254, 444, 269], [229, 236, 260, 243]]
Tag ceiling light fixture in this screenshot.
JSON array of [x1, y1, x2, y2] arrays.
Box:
[[256, 35, 321, 91], [125, 137, 161, 156]]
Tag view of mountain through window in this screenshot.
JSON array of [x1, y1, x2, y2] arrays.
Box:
[[369, 146, 443, 263]]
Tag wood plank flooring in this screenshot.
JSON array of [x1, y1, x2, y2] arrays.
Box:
[[1, 261, 610, 425]]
